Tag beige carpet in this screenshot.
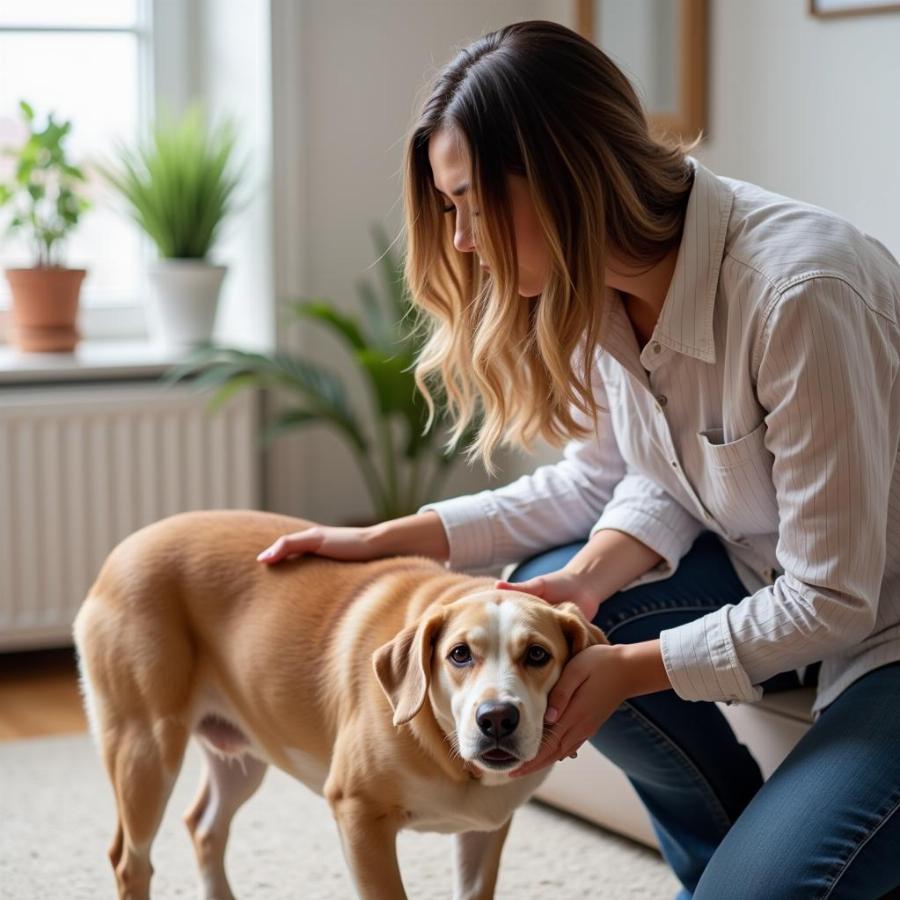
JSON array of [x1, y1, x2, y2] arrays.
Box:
[[0, 732, 679, 898]]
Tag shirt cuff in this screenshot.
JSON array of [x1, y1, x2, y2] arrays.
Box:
[[417, 493, 496, 571], [659, 606, 763, 704], [589, 501, 704, 591]]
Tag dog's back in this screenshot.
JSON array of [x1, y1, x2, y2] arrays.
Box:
[[72, 508, 450, 768]]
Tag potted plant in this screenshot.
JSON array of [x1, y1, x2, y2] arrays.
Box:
[[100, 105, 242, 350], [163, 222, 481, 523], [0, 100, 91, 353]]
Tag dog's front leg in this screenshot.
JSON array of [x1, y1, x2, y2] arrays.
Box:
[[451, 817, 513, 900], [329, 793, 407, 899]]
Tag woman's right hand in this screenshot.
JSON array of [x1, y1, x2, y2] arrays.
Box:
[[494, 569, 605, 623], [256, 525, 380, 564]]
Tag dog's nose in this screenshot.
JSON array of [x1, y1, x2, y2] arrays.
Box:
[[476, 700, 520, 738]]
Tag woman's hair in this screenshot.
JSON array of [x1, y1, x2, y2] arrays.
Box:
[[402, 19, 701, 476]]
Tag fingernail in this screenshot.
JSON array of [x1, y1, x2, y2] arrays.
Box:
[[257, 550, 272, 561], [545, 707, 558, 723]]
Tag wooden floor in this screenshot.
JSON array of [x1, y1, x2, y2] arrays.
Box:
[[0, 646, 88, 741]]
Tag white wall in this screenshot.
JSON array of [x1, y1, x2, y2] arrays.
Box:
[[698, 0, 900, 256], [265, 0, 574, 523]]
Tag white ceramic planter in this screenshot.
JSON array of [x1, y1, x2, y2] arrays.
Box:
[[146, 259, 227, 350]]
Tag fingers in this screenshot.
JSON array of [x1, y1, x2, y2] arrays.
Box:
[[495, 576, 543, 597], [510, 728, 583, 778], [509, 725, 574, 778], [257, 528, 324, 563]]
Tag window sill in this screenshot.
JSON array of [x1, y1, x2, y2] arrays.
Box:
[[0, 339, 196, 386]]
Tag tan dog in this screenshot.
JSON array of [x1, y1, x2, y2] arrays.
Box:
[[72, 509, 607, 899]]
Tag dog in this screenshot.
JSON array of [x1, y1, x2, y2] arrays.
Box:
[[72, 508, 607, 899]]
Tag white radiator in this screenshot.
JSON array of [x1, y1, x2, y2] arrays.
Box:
[[0, 381, 260, 651]]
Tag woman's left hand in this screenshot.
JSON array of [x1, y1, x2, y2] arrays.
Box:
[[509, 643, 629, 778]]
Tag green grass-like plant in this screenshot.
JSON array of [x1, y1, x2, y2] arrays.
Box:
[[100, 105, 242, 259]]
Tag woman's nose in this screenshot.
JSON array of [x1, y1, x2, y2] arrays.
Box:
[[453, 218, 476, 254]]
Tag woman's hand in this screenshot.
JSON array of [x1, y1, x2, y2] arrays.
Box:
[[494, 568, 604, 622], [257, 524, 380, 564], [508, 643, 629, 778]]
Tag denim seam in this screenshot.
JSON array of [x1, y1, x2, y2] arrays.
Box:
[[618, 699, 735, 836], [819, 791, 900, 899]]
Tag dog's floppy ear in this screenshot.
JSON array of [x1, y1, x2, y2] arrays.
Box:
[[372, 608, 446, 727], [552, 601, 609, 656]]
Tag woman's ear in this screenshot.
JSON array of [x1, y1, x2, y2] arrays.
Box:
[[552, 601, 609, 656], [372, 608, 446, 726]]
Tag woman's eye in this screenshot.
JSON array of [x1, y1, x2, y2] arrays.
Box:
[[525, 645, 551, 666], [449, 644, 472, 665], [441, 205, 479, 217]]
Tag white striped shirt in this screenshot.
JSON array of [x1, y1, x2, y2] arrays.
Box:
[[419, 155, 900, 720]]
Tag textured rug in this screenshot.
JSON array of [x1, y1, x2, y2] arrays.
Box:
[[0, 732, 679, 898]]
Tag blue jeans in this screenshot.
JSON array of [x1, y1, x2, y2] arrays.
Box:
[[507, 530, 900, 899]]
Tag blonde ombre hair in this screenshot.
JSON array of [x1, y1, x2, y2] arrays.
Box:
[[403, 20, 701, 476]]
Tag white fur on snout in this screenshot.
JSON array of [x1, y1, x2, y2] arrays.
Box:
[[433, 600, 553, 771]]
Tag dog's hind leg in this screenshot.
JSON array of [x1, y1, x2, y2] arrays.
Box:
[[452, 817, 513, 900], [183, 742, 268, 900], [74, 598, 193, 900], [106, 716, 190, 900]]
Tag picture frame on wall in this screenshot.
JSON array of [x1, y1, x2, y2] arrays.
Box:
[[575, 0, 708, 145], [809, 0, 900, 17]]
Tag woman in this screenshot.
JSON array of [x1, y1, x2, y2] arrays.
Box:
[[257, 20, 900, 898]]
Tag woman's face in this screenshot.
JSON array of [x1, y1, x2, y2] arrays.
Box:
[[428, 127, 550, 298]]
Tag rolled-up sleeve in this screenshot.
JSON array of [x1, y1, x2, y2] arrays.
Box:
[[589, 466, 705, 591], [659, 277, 898, 703]]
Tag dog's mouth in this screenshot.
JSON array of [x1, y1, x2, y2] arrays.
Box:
[[477, 747, 519, 768]]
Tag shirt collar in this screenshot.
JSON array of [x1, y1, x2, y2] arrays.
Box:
[[652, 155, 735, 365]]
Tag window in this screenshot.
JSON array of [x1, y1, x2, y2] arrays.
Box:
[[0, 0, 151, 319]]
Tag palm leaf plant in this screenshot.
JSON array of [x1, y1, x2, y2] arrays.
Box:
[[162, 222, 481, 521]]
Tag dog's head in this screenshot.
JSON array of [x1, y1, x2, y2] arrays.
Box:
[[372, 589, 607, 775]]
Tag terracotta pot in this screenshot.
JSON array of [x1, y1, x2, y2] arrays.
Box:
[[5, 267, 86, 353]]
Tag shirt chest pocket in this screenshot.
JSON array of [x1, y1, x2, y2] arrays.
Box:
[[692, 420, 779, 537]]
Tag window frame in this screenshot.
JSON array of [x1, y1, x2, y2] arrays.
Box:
[[0, 0, 191, 340]]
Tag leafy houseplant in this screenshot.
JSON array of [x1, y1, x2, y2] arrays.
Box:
[[0, 100, 90, 352], [100, 105, 242, 350], [164, 222, 481, 522]]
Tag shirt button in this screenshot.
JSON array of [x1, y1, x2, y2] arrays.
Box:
[[671, 460, 679, 468], [651, 341, 662, 354], [655, 394, 668, 407]]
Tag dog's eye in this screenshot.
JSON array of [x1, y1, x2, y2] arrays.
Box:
[[448, 644, 472, 666], [525, 645, 551, 666]]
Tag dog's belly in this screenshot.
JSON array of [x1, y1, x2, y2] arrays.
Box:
[[196, 715, 248, 753]]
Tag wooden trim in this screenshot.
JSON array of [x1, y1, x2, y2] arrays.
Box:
[[808, 0, 900, 17], [575, 0, 593, 40], [575, 0, 708, 145]]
